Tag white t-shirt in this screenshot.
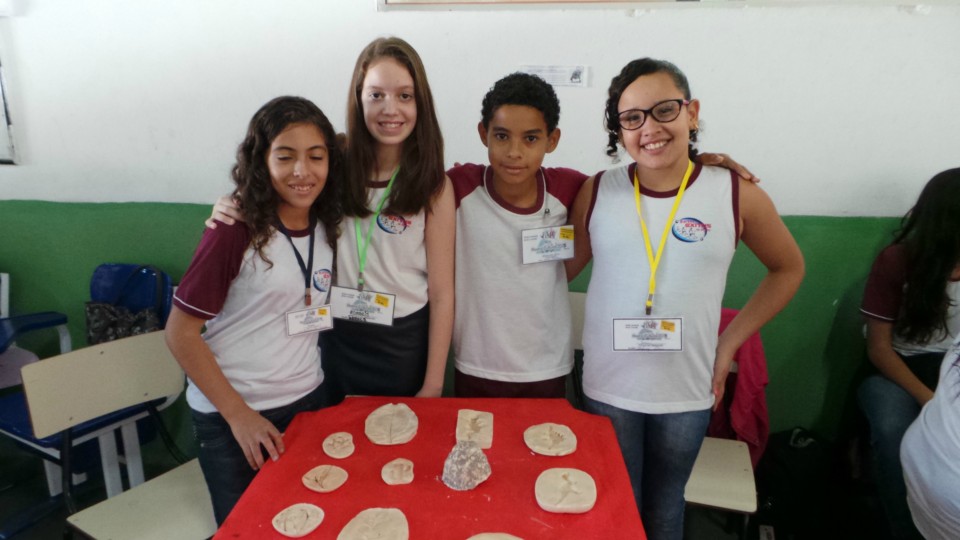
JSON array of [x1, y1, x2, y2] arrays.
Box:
[[336, 181, 428, 318], [174, 221, 333, 413], [450, 163, 585, 382], [582, 163, 739, 414], [902, 335, 960, 539]]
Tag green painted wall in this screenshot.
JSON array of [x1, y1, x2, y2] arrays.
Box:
[[1, 201, 899, 449], [1, 200, 211, 459], [0, 201, 209, 350]]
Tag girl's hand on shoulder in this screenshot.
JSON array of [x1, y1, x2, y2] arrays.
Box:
[[697, 153, 760, 184], [204, 194, 245, 229], [226, 406, 285, 470]]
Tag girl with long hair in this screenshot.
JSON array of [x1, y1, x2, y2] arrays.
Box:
[[859, 167, 960, 540], [321, 37, 454, 400], [166, 96, 341, 524], [208, 37, 454, 400]]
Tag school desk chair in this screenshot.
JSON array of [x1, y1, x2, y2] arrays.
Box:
[[567, 291, 758, 540], [0, 331, 214, 539], [0, 272, 72, 389]]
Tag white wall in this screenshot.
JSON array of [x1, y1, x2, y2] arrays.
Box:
[[0, 0, 957, 216]]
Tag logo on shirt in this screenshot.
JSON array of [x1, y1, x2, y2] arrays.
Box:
[[672, 217, 710, 243], [313, 269, 332, 292], [632, 320, 670, 342], [535, 229, 568, 255], [377, 214, 410, 235], [347, 292, 383, 320]]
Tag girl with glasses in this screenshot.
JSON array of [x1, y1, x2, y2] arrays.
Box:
[[567, 58, 805, 540]]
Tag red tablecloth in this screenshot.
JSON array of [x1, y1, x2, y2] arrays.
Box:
[[216, 396, 645, 539]]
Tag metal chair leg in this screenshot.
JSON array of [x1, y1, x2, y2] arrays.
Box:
[[60, 430, 77, 515]]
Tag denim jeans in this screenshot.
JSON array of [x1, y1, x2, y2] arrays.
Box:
[[858, 352, 941, 540], [585, 396, 711, 540], [191, 383, 328, 525]]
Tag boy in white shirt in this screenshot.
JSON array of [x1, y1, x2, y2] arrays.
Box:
[[448, 73, 586, 397]]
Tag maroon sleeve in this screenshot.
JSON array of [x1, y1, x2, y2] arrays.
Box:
[[543, 167, 588, 209], [860, 244, 907, 322], [446, 163, 486, 209], [173, 222, 251, 320]]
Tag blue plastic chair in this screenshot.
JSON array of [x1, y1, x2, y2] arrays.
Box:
[[0, 271, 72, 385], [0, 274, 76, 538], [89, 264, 173, 330], [0, 312, 71, 354]]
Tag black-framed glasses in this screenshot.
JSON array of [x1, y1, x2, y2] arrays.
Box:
[[617, 99, 690, 131]]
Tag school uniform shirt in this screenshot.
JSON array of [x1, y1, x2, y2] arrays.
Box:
[[336, 180, 428, 318], [173, 221, 333, 414], [901, 336, 960, 539], [449, 163, 586, 382], [582, 163, 739, 414], [860, 243, 960, 356]]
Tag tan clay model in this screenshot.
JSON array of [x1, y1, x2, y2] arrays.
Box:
[[381, 458, 414, 485], [456, 409, 494, 450], [272, 502, 324, 538], [337, 507, 409, 540], [523, 423, 577, 456], [323, 432, 355, 459], [534, 468, 597, 514], [365, 403, 418, 445], [302, 464, 348, 493]]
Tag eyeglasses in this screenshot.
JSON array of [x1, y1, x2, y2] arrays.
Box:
[[617, 99, 690, 131]]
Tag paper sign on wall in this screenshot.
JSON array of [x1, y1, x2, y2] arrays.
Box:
[[520, 65, 588, 88]]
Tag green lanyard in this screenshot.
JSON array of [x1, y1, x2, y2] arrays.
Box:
[[354, 167, 399, 291]]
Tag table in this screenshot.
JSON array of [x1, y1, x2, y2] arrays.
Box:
[[216, 396, 645, 539]]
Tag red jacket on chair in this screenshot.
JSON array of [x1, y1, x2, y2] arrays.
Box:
[[707, 308, 770, 467]]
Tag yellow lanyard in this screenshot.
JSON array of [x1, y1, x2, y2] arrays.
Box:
[[633, 160, 694, 315]]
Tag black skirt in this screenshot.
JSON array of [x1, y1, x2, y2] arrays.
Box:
[[320, 304, 430, 403]]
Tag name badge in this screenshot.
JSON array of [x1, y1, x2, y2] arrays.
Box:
[[285, 305, 333, 336], [330, 286, 396, 326], [521, 225, 574, 264], [612, 317, 683, 352]]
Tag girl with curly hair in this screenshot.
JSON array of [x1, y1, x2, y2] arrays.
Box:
[[166, 96, 341, 524], [567, 58, 804, 540]]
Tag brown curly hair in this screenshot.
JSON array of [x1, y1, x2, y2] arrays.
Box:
[[603, 58, 699, 162], [231, 96, 341, 264]]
